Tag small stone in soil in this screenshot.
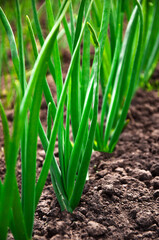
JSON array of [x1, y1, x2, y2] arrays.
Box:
[[133, 168, 152, 181], [87, 221, 107, 236], [136, 211, 154, 228], [101, 184, 115, 197], [38, 149, 46, 158], [95, 169, 107, 178], [56, 221, 66, 232]]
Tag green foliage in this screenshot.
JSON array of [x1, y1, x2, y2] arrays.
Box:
[[31, 0, 99, 212], [93, 0, 157, 153], [93, 0, 158, 153], [0, 1, 158, 239], [0, 1, 70, 239]]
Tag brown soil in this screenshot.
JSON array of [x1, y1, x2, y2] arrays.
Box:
[[1, 77, 159, 239]]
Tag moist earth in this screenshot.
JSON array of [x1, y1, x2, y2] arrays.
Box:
[[0, 83, 159, 239]]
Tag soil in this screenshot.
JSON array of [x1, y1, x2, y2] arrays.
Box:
[[1, 74, 159, 239]]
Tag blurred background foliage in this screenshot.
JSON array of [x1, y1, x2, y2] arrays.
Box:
[[0, 0, 158, 107]]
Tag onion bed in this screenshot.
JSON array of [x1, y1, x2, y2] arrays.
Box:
[[0, 0, 158, 239]]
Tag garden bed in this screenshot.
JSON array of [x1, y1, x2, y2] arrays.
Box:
[[0, 1, 159, 239], [0, 73, 158, 239]]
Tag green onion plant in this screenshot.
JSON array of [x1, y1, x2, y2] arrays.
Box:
[[93, 0, 144, 152], [0, 1, 70, 239], [94, 0, 158, 152], [89, 0, 158, 153], [29, 0, 101, 212]]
